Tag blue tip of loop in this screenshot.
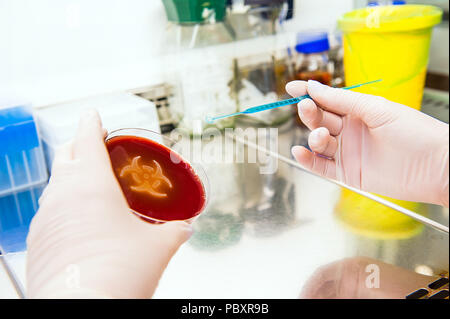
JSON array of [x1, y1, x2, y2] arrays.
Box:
[[205, 116, 215, 124]]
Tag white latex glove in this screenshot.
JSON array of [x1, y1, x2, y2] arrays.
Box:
[[26, 110, 193, 298], [300, 257, 436, 299], [286, 80, 449, 207]]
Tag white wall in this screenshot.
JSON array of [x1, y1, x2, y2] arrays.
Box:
[[2, 0, 448, 108], [0, 0, 358, 107], [0, 0, 167, 106], [0, 0, 356, 107], [284, 0, 354, 32]]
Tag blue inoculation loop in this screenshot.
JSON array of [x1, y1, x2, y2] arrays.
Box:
[[242, 96, 311, 114], [206, 79, 382, 123], [205, 116, 214, 124], [205, 111, 243, 123]]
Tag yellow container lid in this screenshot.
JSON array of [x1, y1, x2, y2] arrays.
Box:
[[338, 4, 442, 33]]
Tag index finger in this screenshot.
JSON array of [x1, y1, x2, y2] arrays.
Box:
[[285, 80, 308, 98]]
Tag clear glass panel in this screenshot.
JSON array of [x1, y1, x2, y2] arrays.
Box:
[[2, 119, 448, 299], [153, 120, 448, 298]]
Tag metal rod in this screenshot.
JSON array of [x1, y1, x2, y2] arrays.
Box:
[[228, 132, 449, 234]]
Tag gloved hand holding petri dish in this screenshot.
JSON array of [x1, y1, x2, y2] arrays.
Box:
[[27, 111, 196, 298]]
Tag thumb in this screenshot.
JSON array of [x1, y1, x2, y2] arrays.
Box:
[[307, 80, 390, 127], [73, 109, 110, 164]]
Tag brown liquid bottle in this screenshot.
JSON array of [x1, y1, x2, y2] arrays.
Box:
[[293, 32, 332, 127]]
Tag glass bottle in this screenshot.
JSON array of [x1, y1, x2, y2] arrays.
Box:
[[328, 31, 345, 88], [294, 31, 332, 126], [161, 0, 237, 135]]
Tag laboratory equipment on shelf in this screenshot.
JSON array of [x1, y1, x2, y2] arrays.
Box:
[[162, 0, 234, 50], [207, 79, 382, 123], [234, 47, 294, 126], [0, 102, 48, 253], [225, 1, 295, 127], [161, 0, 237, 134], [226, 0, 294, 40]]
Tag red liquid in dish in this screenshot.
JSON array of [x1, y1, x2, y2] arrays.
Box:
[[106, 135, 206, 222]]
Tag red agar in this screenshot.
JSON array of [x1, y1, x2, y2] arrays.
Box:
[[106, 135, 206, 222]]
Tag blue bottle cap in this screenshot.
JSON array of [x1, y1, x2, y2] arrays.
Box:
[[0, 104, 39, 155], [295, 32, 330, 54], [367, 0, 405, 5]]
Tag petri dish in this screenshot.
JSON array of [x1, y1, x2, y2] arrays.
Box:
[[105, 128, 209, 223]]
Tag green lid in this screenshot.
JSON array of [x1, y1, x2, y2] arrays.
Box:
[[162, 0, 227, 24], [338, 4, 442, 33]]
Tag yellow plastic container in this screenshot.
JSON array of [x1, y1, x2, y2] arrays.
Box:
[[338, 4, 442, 109], [335, 5, 441, 240], [335, 189, 426, 240]]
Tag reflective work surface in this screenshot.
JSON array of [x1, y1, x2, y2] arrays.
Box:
[[1, 120, 449, 299], [155, 120, 449, 298]]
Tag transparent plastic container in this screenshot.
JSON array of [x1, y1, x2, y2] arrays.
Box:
[[0, 183, 45, 253], [36, 93, 160, 171], [0, 104, 48, 196]]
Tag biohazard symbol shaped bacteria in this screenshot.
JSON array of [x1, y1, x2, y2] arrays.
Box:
[[119, 156, 173, 198]]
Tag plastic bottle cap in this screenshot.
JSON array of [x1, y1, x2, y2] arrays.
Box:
[[295, 32, 330, 54], [0, 105, 39, 155], [368, 1, 406, 6]]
